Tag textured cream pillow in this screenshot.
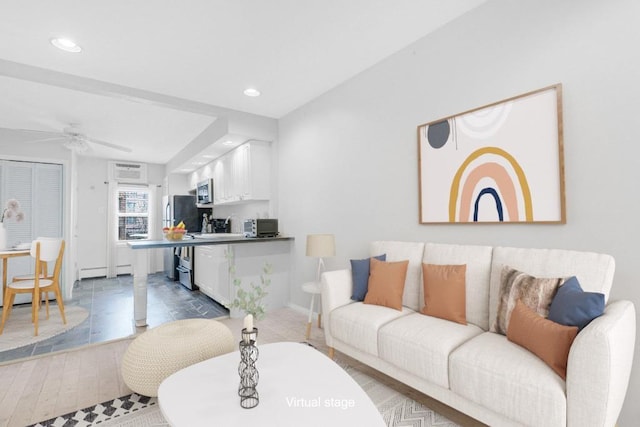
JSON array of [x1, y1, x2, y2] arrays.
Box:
[[421, 263, 467, 324], [493, 265, 562, 335], [507, 299, 578, 379], [363, 258, 409, 311]]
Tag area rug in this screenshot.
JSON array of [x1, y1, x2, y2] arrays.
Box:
[[30, 357, 460, 427], [0, 305, 88, 352], [344, 364, 458, 427]]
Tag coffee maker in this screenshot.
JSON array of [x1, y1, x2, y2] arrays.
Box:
[[211, 218, 232, 233]]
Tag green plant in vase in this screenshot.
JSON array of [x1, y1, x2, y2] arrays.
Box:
[[225, 249, 272, 320]]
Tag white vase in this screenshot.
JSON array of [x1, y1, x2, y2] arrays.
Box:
[[0, 223, 5, 250]]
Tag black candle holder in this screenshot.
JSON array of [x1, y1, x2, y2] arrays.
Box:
[[238, 327, 259, 409]]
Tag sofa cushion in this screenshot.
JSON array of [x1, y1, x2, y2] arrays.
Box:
[[350, 254, 387, 301], [329, 302, 412, 356], [423, 243, 493, 330], [364, 258, 409, 310], [421, 263, 466, 324], [493, 265, 562, 335], [450, 332, 567, 426], [379, 313, 483, 389], [507, 299, 578, 379], [369, 241, 425, 311], [489, 246, 615, 334], [547, 276, 605, 331]]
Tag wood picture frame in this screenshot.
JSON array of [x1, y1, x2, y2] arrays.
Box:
[[417, 84, 565, 224]]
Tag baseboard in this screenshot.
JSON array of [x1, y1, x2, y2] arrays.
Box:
[[79, 267, 107, 279], [287, 302, 323, 329], [288, 302, 320, 318]]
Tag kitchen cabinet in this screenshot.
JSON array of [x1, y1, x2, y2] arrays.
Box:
[[192, 239, 290, 317], [212, 141, 271, 205], [194, 245, 230, 306], [226, 240, 291, 319], [212, 154, 234, 204], [212, 160, 225, 205]]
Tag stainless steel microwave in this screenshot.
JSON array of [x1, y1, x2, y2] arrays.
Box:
[[196, 179, 213, 205], [243, 219, 278, 238]]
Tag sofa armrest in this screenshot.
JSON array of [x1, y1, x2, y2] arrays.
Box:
[[320, 269, 354, 348], [567, 300, 636, 427]]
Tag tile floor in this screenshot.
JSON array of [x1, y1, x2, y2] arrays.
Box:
[[0, 273, 229, 363]]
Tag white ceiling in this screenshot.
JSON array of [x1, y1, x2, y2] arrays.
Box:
[[0, 0, 486, 165]]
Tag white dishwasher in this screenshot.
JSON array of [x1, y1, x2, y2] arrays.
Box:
[[194, 245, 230, 306]]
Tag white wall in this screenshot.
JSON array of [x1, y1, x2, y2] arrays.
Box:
[[76, 157, 108, 277], [277, 0, 640, 423], [76, 157, 166, 277]]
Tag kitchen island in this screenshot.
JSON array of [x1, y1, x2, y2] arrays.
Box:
[[128, 235, 293, 327]]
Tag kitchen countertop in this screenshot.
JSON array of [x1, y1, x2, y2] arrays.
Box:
[[127, 234, 293, 249]]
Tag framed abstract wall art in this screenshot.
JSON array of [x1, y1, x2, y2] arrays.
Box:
[[417, 84, 565, 224]]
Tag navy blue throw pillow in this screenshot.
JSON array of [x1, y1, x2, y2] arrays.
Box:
[[548, 276, 605, 331], [350, 254, 386, 301]]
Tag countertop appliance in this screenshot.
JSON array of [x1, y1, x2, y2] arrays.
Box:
[[243, 218, 278, 238], [163, 194, 199, 280], [196, 179, 214, 206], [211, 218, 231, 233]]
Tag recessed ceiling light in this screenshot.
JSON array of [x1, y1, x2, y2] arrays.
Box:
[[50, 37, 82, 53], [243, 88, 261, 97], [222, 140, 234, 145]]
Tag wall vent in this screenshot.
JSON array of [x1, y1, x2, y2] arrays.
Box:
[[109, 161, 148, 184]]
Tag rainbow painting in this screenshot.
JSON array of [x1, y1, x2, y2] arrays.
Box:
[[418, 85, 565, 224]]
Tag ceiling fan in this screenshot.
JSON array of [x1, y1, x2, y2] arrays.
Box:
[[2, 123, 132, 153]]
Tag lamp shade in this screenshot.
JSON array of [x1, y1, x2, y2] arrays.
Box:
[[306, 234, 335, 258]]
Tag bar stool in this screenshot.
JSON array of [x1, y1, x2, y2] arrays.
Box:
[[303, 281, 322, 340]]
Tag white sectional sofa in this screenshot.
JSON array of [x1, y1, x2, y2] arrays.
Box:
[[321, 241, 636, 427]]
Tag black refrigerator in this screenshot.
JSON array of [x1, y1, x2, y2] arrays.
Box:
[[162, 195, 199, 280]]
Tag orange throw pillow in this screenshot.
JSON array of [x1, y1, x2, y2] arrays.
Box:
[[421, 263, 467, 324], [507, 299, 578, 379], [363, 258, 409, 311]]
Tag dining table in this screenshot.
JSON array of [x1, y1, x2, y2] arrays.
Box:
[[0, 248, 31, 302]]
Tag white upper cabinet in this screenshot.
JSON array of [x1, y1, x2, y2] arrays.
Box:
[[212, 141, 271, 205]]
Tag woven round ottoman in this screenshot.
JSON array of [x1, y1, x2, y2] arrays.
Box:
[[122, 318, 235, 397]]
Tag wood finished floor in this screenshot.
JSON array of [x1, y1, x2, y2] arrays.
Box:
[[0, 281, 486, 427], [0, 338, 132, 427]]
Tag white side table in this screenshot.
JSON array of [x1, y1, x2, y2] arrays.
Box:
[[302, 281, 321, 339]]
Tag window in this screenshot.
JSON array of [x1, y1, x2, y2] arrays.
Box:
[[117, 188, 149, 240]]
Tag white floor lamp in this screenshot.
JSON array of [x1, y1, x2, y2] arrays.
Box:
[[303, 234, 335, 339]]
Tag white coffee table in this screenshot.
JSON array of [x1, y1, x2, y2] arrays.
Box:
[[158, 341, 386, 427]]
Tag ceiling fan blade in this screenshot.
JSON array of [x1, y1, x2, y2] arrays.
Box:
[[87, 137, 133, 153], [0, 127, 63, 139], [1, 125, 132, 153], [23, 136, 67, 143], [0, 127, 57, 135]]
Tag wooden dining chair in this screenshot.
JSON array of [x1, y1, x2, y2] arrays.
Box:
[[11, 237, 61, 318], [0, 238, 66, 336]]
